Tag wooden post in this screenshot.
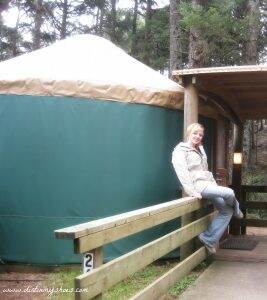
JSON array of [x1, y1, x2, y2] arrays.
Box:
[[92, 247, 103, 300], [78, 247, 103, 300], [180, 78, 198, 260], [229, 123, 244, 235], [183, 81, 198, 138], [215, 117, 227, 170], [240, 188, 247, 235], [215, 117, 230, 241]]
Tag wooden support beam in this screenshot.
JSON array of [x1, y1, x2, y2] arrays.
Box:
[[242, 185, 267, 193], [244, 201, 267, 210], [241, 219, 267, 227], [183, 82, 198, 138], [181, 80, 199, 260], [215, 117, 227, 170], [230, 123, 244, 235], [92, 248, 103, 300], [55, 197, 197, 240]]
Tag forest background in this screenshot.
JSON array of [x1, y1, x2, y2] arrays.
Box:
[[0, 0, 266, 177]]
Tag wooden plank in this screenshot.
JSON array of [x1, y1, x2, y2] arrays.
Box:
[[241, 219, 267, 227], [75, 199, 205, 253], [74, 212, 215, 300], [183, 82, 198, 137], [229, 86, 267, 92], [240, 188, 247, 235], [55, 197, 198, 239], [245, 201, 267, 210], [222, 81, 267, 88], [172, 65, 267, 77], [130, 247, 206, 300], [242, 186, 267, 193]]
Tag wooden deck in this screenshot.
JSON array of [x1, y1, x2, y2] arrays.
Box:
[[215, 227, 267, 262]]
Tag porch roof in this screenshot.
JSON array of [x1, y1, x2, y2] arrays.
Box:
[[172, 65, 267, 122]]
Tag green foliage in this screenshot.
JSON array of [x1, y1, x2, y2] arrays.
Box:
[[1, 0, 266, 70], [45, 267, 81, 299], [168, 260, 210, 297], [168, 274, 198, 296], [135, 6, 170, 72], [149, 6, 170, 71], [44, 262, 178, 299], [179, 0, 250, 66], [44, 260, 210, 299], [105, 262, 176, 299]]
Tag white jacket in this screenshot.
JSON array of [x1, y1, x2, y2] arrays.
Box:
[[172, 142, 217, 197]]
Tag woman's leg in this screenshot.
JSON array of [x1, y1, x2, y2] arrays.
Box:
[[201, 185, 242, 217], [199, 194, 233, 247], [198, 185, 242, 248]]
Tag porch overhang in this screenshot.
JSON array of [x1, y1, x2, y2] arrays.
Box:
[[172, 65, 267, 123]]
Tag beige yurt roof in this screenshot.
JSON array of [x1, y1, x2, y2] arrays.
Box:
[[0, 34, 184, 109]]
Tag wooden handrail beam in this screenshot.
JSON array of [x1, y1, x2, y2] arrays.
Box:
[[55, 197, 201, 240], [241, 219, 267, 227], [244, 201, 267, 210], [242, 185, 267, 193], [74, 198, 206, 253]]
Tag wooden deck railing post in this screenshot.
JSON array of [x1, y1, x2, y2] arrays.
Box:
[[230, 123, 244, 235], [181, 76, 199, 260], [79, 247, 103, 299], [240, 187, 247, 235]]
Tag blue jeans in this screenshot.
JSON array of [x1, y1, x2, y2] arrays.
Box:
[[199, 185, 241, 247]]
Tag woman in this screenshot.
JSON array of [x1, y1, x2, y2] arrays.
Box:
[[172, 123, 243, 254]]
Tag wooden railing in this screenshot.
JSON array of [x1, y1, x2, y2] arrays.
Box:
[[55, 197, 214, 300], [240, 185, 267, 234]]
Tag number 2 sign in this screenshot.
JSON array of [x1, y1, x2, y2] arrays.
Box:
[[83, 252, 94, 273]]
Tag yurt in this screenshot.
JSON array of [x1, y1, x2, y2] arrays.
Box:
[[0, 34, 215, 264]]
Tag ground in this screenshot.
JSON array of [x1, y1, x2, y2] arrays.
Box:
[[0, 261, 209, 299], [0, 271, 47, 299]]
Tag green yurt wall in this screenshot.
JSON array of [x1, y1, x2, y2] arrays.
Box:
[[0, 94, 215, 264]]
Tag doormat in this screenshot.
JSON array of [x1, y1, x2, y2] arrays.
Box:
[[220, 237, 258, 250]]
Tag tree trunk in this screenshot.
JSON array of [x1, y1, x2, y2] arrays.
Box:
[[188, 0, 207, 68], [245, 0, 260, 64], [98, 4, 105, 37], [130, 0, 139, 56], [143, 0, 153, 66], [243, 0, 260, 170], [11, 0, 20, 56], [33, 0, 43, 50], [110, 0, 117, 43], [170, 0, 182, 74], [60, 0, 68, 39]]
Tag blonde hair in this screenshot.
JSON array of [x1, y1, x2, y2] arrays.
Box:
[[186, 123, 204, 140]]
